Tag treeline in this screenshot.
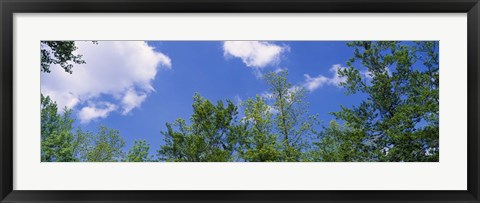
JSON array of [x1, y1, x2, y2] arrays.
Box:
[[41, 41, 439, 162]]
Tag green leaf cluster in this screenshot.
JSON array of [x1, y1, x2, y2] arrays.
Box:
[[41, 94, 126, 162], [157, 93, 239, 162], [327, 41, 439, 161]]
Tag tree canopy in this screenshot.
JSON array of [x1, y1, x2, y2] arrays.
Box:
[[40, 41, 439, 162], [41, 41, 97, 73], [331, 41, 439, 161]]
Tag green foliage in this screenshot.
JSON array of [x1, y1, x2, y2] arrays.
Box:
[[264, 71, 317, 161], [312, 120, 366, 161], [158, 72, 319, 162], [40, 41, 439, 162], [331, 41, 439, 161], [157, 93, 239, 162], [126, 140, 152, 162], [84, 126, 126, 162], [238, 96, 281, 162], [41, 41, 86, 73], [41, 94, 86, 162]]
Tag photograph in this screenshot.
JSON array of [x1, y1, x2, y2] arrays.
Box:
[[40, 40, 439, 162]]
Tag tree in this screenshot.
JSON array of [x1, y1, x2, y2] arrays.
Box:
[[41, 94, 129, 162], [158, 93, 239, 162], [126, 140, 152, 162], [238, 96, 281, 162], [41, 41, 106, 162], [331, 41, 439, 161], [41, 94, 86, 162], [312, 120, 365, 161], [40, 41, 439, 163], [41, 41, 86, 73], [84, 126, 126, 162], [41, 41, 98, 73], [263, 71, 317, 161]]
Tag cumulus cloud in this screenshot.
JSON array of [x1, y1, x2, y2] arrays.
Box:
[[121, 88, 148, 115], [303, 64, 347, 92], [41, 41, 171, 123], [303, 74, 330, 92], [78, 102, 117, 123], [223, 41, 288, 69]]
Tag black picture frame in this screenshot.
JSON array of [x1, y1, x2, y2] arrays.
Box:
[[1, 0, 479, 202]]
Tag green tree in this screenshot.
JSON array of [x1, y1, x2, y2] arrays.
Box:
[[41, 41, 87, 73], [41, 95, 133, 162], [41, 41, 106, 162], [264, 71, 317, 161], [126, 139, 152, 162], [158, 93, 239, 162], [331, 41, 439, 161], [41, 94, 86, 162], [312, 120, 365, 161], [84, 126, 126, 162], [238, 96, 281, 162], [158, 118, 201, 161]]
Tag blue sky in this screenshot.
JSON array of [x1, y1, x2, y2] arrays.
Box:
[[41, 41, 369, 155]]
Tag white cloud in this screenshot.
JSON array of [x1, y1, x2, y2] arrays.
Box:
[[328, 64, 347, 86], [121, 88, 147, 115], [41, 41, 171, 123], [303, 64, 347, 92], [41, 89, 80, 110], [260, 92, 273, 100], [223, 41, 288, 68], [303, 74, 330, 92], [78, 102, 117, 123]]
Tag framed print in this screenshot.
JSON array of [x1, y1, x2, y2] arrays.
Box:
[[1, 0, 479, 202]]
